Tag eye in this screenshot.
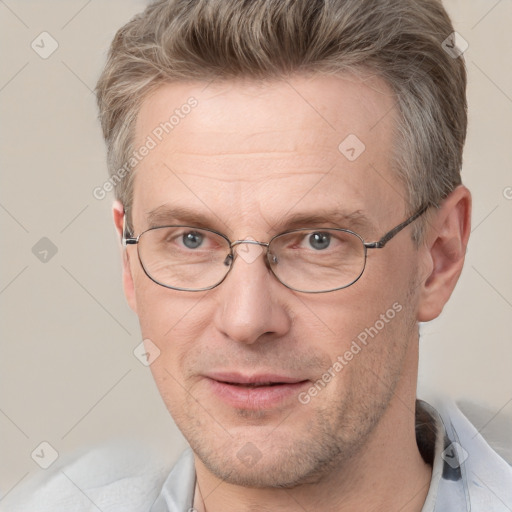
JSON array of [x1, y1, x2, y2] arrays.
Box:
[[182, 231, 204, 249], [308, 232, 331, 250]]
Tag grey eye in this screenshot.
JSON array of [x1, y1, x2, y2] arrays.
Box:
[[309, 232, 331, 250], [183, 232, 203, 249]]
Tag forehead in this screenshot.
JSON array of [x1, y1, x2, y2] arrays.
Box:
[[131, 74, 402, 235]]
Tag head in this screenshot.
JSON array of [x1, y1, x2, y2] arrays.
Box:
[[96, 0, 471, 489]]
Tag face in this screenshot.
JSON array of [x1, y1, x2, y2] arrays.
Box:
[[121, 74, 425, 487]]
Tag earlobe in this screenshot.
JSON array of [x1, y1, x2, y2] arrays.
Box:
[[112, 201, 138, 314], [417, 186, 471, 322]]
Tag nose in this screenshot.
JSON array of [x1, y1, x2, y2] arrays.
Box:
[[213, 242, 292, 345]]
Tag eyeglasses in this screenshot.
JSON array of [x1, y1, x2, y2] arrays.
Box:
[[122, 206, 427, 293]]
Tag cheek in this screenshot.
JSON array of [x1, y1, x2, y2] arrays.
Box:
[[308, 288, 415, 407], [130, 258, 182, 333], [301, 285, 390, 349], [302, 251, 418, 371], [132, 270, 211, 374], [134, 285, 209, 410], [135, 286, 204, 343]]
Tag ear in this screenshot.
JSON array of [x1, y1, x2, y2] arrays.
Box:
[[417, 185, 471, 322], [113, 200, 138, 314]]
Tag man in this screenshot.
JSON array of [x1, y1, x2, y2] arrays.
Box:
[[4, 0, 511, 511]]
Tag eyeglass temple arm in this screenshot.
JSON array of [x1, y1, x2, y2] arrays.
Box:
[[122, 214, 138, 246], [364, 205, 429, 249]]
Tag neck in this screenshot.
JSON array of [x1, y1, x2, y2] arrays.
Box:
[[193, 341, 432, 512]]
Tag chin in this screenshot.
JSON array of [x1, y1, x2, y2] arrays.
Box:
[[189, 423, 358, 489]]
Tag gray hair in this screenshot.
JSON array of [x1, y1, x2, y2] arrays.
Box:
[[96, 0, 467, 241]]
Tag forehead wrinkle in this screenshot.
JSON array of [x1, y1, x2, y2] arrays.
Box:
[[163, 144, 339, 172], [168, 168, 329, 184]]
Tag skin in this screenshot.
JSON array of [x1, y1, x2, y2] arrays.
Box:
[[113, 74, 471, 512]]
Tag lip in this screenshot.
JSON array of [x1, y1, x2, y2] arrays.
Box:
[[204, 372, 310, 410], [207, 371, 307, 385]]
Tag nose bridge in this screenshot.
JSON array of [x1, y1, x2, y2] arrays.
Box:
[[215, 239, 290, 344], [230, 239, 269, 250], [228, 238, 272, 271]]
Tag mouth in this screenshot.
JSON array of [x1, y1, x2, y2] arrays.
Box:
[[204, 372, 310, 409], [223, 381, 287, 387]]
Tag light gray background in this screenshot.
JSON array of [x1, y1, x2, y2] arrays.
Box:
[[1, 0, 511, 498]]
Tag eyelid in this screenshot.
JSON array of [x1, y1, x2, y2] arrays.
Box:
[[156, 225, 228, 247]]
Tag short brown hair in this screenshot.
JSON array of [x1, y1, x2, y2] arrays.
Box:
[[96, 0, 467, 240]]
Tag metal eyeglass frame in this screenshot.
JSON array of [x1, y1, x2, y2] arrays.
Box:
[[122, 205, 428, 293]]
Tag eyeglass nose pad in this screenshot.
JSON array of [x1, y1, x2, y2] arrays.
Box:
[[223, 253, 234, 267], [267, 251, 278, 265]]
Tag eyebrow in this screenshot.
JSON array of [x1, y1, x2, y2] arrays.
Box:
[[145, 204, 374, 235], [146, 205, 227, 231], [276, 210, 373, 232]]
